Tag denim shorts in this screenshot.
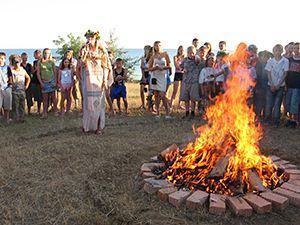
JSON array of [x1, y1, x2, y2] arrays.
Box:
[[42, 79, 56, 94]]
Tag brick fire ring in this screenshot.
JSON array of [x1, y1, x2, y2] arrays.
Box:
[[140, 145, 300, 216]]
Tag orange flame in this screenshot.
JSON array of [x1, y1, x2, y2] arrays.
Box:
[[164, 43, 286, 195]]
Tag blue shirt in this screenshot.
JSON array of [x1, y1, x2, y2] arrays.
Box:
[[0, 65, 12, 90]]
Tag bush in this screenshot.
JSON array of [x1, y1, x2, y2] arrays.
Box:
[[53, 33, 84, 59], [105, 31, 139, 81]]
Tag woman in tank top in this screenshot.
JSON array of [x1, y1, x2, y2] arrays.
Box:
[[170, 45, 185, 110], [139, 45, 152, 109], [37, 48, 58, 118], [148, 41, 171, 119]]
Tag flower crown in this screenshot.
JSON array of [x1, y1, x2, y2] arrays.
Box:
[[84, 30, 100, 40]]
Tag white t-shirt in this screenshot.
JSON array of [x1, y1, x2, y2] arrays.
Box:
[[199, 67, 215, 84], [265, 57, 289, 87], [214, 64, 229, 82], [60, 69, 72, 85]]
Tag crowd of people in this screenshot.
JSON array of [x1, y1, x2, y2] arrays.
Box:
[[0, 32, 299, 134], [139, 40, 300, 127]]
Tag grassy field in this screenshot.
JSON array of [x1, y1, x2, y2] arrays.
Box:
[[0, 83, 299, 225]]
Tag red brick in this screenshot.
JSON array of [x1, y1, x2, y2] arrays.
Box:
[[243, 193, 272, 214], [289, 179, 300, 186], [169, 190, 191, 208], [285, 169, 300, 175], [270, 155, 281, 162], [281, 182, 300, 194], [141, 172, 155, 178], [290, 174, 300, 180], [143, 182, 158, 194], [281, 164, 297, 170], [186, 190, 209, 209], [157, 187, 177, 202], [140, 162, 165, 173], [274, 187, 300, 207], [143, 179, 173, 194], [226, 197, 253, 217], [260, 192, 289, 210], [209, 194, 226, 215]]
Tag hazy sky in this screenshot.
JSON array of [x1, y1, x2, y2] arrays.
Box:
[[1, 0, 299, 51]]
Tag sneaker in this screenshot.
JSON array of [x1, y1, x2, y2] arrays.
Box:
[[165, 115, 173, 120]]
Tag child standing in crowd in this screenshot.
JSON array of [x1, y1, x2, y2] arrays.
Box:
[[37, 48, 58, 118], [140, 45, 151, 110], [58, 58, 74, 116], [285, 42, 300, 128], [170, 45, 185, 110], [204, 42, 212, 55], [0, 52, 12, 123], [284, 42, 294, 59], [199, 55, 216, 101], [21, 52, 33, 114], [213, 51, 229, 95], [254, 50, 272, 119], [10, 55, 31, 122], [110, 58, 128, 114], [180, 46, 201, 119], [265, 44, 289, 126], [31, 50, 42, 115], [64, 49, 80, 110], [148, 41, 171, 119], [218, 41, 227, 54], [192, 38, 200, 50]]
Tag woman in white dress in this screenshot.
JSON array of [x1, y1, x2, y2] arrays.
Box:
[[148, 41, 171, 119], [78, 30, 113, 135]]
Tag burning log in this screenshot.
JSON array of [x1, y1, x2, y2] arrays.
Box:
[[158, 144, 179, 163], [208, 151, 233, 178], [248, 170, 267, 192]]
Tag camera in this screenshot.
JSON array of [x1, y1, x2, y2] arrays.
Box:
[[151, 78, 157, 85]]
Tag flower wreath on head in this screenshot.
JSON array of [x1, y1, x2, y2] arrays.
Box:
[[84, 30, 100, 40]]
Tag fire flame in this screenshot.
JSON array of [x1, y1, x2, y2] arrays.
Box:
[[164, 43, 286, 195]]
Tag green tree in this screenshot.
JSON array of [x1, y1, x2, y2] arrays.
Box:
[[53, 33, 84, 59], [105, 31, 139, 80]]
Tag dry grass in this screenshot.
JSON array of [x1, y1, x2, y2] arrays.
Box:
[[0, 83, 299, 225]]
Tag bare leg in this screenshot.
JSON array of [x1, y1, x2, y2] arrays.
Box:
[[37, 101, 41, 115], [42, 93, 48, 118], [105, 87, 114, 115], [154, 91, 160, 116], [160, 92, 170, 116], [60, 90, 66, 115], [123, 98, 128, 114], [51, 91, 58, 114], [140, 84, 145, 108], [66, 88, 72, 113], [117, 98, 121, 113], [184, 101, 190, 118], [170, 81, 179, 108]]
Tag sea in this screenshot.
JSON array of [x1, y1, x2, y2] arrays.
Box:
[[1, 48, 177, 81]]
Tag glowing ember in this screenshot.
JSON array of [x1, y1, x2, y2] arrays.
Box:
[[163, 43, 288, 196]]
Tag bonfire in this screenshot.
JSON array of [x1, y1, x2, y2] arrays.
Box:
[[158, 43, 288, 196]]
